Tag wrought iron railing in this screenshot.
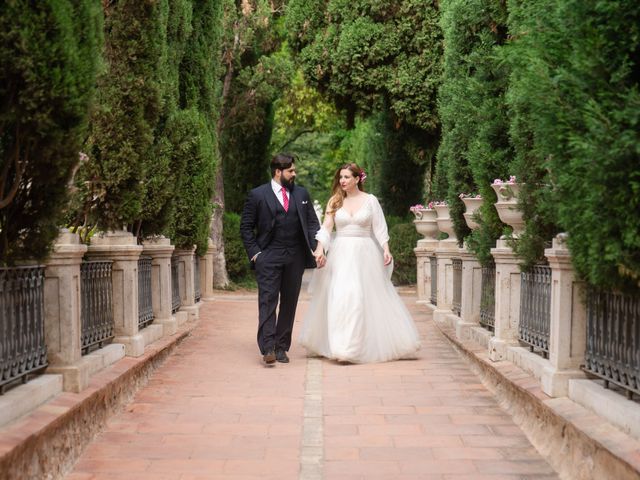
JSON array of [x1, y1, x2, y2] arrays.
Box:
[[452, 258, 462, 316], [137, 255, 154, 329], [0, 266, 48, 394], [429, 256, 437, 306], [81, 260, 114, 354], [194, 256, 201, 303], [518, 265, 551, 356], [584, 288, 639, 399], [171, 255, 181, 314], [480, 262, 496, 331]]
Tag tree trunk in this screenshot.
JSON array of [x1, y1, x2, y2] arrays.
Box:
[[209, 161, 229, 288], [209, 32, 238, 289]]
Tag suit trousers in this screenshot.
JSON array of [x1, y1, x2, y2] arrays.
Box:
[[254, 246, 306, 354]]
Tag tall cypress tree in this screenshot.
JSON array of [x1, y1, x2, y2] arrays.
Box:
[[171, 0, 223, 254], [436, 0, 512, 262], [505, 0, 640, 288], [0, 0, 102, 263], [72, 0, 169, 232]]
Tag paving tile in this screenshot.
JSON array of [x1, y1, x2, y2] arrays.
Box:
[[63, 286, 557, 480]]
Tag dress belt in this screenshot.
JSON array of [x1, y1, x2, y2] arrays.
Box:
[[335, 230, 370, 238]]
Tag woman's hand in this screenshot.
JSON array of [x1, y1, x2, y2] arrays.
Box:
[[383, 249, 393, 266], [314, 244, 326, 268]]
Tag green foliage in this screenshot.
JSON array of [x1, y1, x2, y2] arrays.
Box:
[[172, 0, 222, 254], [223, 211, 252, 283], [288, 0, 443, 133], [434, 0, 512, 256], [505, 0, 640, 288], [219, 4, 293, 213], [389, 221, 420, 285], [139, 0, 193, 238], [72, 0, 168, 231], [0, 0, 102, 263]]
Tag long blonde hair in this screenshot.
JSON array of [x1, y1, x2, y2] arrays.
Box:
[[326, 163, 366, 215]]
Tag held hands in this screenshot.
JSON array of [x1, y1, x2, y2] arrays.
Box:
[[314, 245, 326, 268]]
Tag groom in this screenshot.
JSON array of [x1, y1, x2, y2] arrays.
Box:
[[240, 153, 324, 365]]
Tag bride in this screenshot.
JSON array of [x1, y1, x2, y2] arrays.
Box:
[[299, 163, 421, 363]]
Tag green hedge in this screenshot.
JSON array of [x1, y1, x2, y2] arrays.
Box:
[[223, 211, 251, 284], [504, 0, 639, 289], [434, 0, 512, 262], [0, 0, 102, 264], [389, 221, 420, 286]]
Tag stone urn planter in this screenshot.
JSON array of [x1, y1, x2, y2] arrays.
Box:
[[434, 204, 457, 242], [491, 180, 525, 238], [460, 196, 483, 230], [412, 208, 439, 239]]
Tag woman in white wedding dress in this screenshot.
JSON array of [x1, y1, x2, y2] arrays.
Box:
[[299, 163, 421, 363]]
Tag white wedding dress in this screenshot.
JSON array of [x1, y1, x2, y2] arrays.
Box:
[[299, 194, 421, 363]]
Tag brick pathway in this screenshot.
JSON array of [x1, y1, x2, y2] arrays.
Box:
[[65, 282, 558, 480]]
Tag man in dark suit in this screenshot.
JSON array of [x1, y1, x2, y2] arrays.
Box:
[[240, 153, 324, 365]]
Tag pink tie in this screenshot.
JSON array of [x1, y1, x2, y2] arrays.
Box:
[[281, 187, 289, 212]]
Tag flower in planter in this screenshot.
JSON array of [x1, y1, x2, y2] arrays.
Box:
[[430, 200, 447, 208], [409, 204, 426, 213], [458, 193, 482, 199], [492, 175, 517, 185]]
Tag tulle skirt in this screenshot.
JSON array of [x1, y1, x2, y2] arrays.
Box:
[[299, 234, 421, 363]]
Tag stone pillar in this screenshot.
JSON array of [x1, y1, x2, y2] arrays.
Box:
[[175, 246, 200, 321], [88, 230, 144, 356], [200, 239, 216, 301], [43, 229, 89, 392], [142, 236, 177, 336], [414, 238, 438, 305], [488, 239, 522, 361], [453, 248, 483, 340], [433, 239, 458, 322], [540, 234, 587, 396]]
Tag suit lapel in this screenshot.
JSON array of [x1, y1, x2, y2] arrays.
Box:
[[291, 189, 307, 230], [263, 183, 278, 219]]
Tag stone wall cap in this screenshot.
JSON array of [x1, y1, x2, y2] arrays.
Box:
[[91, 230, 138, 246]]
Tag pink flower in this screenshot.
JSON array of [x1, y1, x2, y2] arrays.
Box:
[[359, 170, 367, 184]]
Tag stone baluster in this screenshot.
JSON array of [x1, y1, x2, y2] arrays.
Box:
[[488, 239, 522, 361], [88, 230, 144, 356], [142, 236, 177, 336], [540, 234, 586, 396], [175, 246, 200, 321], [200, 238, 216, 302], [43, 229, 89, 391]]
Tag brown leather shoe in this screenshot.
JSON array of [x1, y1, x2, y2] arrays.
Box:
[[275, 349, 289, 363], [263, 349, 276, 365]]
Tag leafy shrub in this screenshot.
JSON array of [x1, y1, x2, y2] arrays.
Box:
[[0, 1, 102, 263], [434, 0, 512, 259], [223, 212, 251, 283], [389, 222, 420, 286]]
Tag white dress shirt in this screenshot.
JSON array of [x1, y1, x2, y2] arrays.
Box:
[[271, 179, 289, 208]]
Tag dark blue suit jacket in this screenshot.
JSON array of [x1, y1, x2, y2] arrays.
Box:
[[240, 183, 320, 269]]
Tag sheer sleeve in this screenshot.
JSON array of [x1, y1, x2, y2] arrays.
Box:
[[370, 194, 389, 247], [315, 203, 335, 251], [315, 227, 331, 251]]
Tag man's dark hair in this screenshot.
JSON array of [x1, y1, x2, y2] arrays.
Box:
[[270, 152, 296, 177]]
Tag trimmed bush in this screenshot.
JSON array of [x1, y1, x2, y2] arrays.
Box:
[[223, 211, 251, 283], [434, 0, 512, 259], [389, 221, 420, 286], [0, 1, 102, 263]]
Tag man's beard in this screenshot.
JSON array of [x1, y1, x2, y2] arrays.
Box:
[[281, 177, 295, 190]]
